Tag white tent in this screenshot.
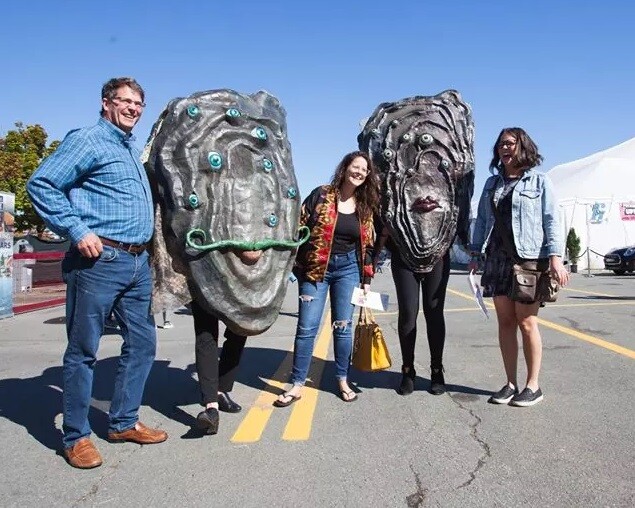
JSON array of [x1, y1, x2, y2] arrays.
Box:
[[547, 137, 635, 270]]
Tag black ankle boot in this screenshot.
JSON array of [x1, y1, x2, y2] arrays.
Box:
[[218, 392, 242, 413], [430, 366, 446, 395], [398, 366, 416, 396]]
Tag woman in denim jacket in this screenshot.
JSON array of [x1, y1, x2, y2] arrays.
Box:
[[470, 127, 569, 407]]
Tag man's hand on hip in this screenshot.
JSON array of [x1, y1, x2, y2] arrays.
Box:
[[77, 233, 103, 258]]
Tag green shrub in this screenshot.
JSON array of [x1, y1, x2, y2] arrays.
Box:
[[566, 227, 581, 263]]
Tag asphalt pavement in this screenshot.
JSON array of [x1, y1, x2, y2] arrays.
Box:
[[0, 268, 633, 507]]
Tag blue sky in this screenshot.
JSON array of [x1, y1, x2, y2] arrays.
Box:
[[1, 1, 634, 198]]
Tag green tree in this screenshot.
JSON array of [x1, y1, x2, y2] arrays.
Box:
[[0, 122, 59, 232]]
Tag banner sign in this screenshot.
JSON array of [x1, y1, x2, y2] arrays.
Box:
[[0, 192, 15, 319], [589, 202, 607, 224], [619, 202, 635, 221]]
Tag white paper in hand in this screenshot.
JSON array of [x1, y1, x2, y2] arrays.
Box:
[[351, 287, 389, 311], [468, 270, 489, 319]]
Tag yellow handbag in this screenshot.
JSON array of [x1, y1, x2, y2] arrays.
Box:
[[352, 306, 392, 372]]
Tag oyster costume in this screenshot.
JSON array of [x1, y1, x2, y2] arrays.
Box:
[[358, 90, 475, 395], [143, 89, 307, 336], [358, 90, 475, 271]]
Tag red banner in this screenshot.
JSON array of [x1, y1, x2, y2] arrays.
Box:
[[619, 203, 635, 221]]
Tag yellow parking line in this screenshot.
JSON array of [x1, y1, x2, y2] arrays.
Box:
[[447, 288, 635, 359], [446, 288, 495, 309], [536, 318, 635, 359], [230, 354, 292, 443], [561, 287, 613, 297], [538, 301, 635, 308], [282, 311, 332, 441]]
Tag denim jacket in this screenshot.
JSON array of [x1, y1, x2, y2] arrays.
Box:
[[470, 169, 563, 259]]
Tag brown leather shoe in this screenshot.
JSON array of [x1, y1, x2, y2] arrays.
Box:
[[64, 438, 103, 469], [108, 421, 168, 444]]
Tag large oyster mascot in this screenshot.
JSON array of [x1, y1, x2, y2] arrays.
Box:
[[358, 90, 475, 270], [144, 89, 307, 336], [357, 90, 474, 396]]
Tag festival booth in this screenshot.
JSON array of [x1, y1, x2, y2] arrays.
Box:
[[547, 137, 635, 270]]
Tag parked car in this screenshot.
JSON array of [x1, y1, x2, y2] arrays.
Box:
[[603, 245, 635, 275]]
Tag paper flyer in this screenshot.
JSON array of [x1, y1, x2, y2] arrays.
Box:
[[468, 270, 489, 319], [350, 287, 389, 311]]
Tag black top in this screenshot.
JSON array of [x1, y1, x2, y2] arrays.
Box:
[[490, 176, 520, 258], [331, 212, 360, 255]]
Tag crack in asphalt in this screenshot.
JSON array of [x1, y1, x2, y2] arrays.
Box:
[[71, 444, 139, 507], [73, 483, 99, 506], [560, 317, 612, 336], [405, 464, 429, 507], [449, 394, 491, 490]]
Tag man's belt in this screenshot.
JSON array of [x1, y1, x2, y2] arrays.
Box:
[[99, 236, 148, 254]]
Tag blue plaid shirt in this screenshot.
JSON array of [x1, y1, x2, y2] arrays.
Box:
[[28, 118, 154, 245]]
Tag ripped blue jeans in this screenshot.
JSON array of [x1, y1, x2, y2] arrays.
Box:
[[291, 250, 360, 385]]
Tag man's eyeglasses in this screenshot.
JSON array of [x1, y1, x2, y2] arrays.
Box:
[[111, 96, 146, 108], [497, 140, 517, 149]]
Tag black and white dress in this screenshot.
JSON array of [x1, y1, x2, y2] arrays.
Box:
[[481, 176, 520, 298]]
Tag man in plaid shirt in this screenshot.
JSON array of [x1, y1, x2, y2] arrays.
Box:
[[28, 77, 168, 469]]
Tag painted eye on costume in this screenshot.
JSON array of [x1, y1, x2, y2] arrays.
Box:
[[383, 148, 395, 160], [402, 133, 412, 142], [262, 158, 274, 172], [440, 160, 450, 169], [208, 151, 223, 171], [186, 105, 200, 118], [188, 192, 200, 209], [266, 213, 279, 227], [287, 187, 297, 199], [419, 133, 434, 146], [226, 108, 241, 118], [252, 127, 267, 141]]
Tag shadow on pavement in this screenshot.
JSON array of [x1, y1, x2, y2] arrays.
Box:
[[346, 367, 492, 397], [0, 357, 201, 452], [0, 345, 492, 452]]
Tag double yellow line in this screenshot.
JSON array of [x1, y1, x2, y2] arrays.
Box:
[[232, 287, 634, 443], [230, 311, 333, 443]]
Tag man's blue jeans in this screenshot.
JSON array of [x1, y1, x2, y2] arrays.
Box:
[[61, 246, 156, 448], [291, 250, 360, 385]]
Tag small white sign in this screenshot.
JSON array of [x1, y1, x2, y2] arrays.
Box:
[[351, 287, 389, 311]]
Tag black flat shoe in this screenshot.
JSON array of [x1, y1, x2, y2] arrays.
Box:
[[218, 392, 242, 413], [196, 408, 219, 435]]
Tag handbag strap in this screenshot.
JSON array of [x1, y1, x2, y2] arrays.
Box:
[[357, 305, 375, 325]]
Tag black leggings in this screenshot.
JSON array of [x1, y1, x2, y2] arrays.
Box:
[[191, 300, 247, 405], [390, 251, 450, 369]]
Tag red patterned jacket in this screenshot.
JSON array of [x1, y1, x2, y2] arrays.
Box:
[[294, 185, 375, 283]]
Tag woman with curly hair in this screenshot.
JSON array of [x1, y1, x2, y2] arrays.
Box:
[[274, 151, 380, 406]]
